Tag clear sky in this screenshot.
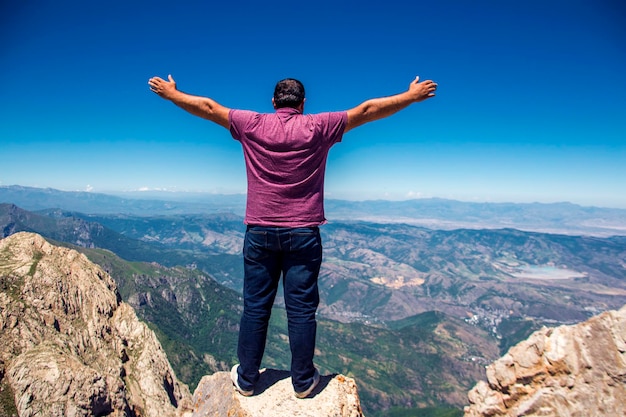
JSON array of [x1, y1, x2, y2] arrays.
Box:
[[2, 0, 625, 208]]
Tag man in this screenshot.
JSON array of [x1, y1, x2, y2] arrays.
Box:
[[148, 74, 437, 398]]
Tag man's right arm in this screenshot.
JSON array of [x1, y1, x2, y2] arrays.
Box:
[[345, 76, 437, 133], [148, 75, 230, 129]]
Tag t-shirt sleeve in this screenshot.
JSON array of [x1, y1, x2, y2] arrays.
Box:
[[315, 111, 348, 145], [229, 109, 257, 141]]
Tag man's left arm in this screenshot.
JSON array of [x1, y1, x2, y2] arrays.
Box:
[[148, 75, 230, 129]]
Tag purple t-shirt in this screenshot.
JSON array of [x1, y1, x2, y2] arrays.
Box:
[[229, 107, 347, 227]]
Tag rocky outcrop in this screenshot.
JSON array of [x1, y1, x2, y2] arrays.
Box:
[[464, 305, 626, 417], [190, 368, 363, 417], [0, 232, 192, 417]]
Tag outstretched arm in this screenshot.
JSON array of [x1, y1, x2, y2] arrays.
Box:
[[345, 76, 437, 133], [148, 75, 230, 129]]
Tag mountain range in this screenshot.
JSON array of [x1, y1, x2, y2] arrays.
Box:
[[1, 185, 626, 415], [3, 185, 626, 236], [0, 226, 489, 415], [3, 202, 624, 328], [3, 231, 623, 416]]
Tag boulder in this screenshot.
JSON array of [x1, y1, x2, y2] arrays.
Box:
[[191, 368, 363, 417], [464, 305, 626, 416]]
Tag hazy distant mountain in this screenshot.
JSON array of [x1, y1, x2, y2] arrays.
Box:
[[0, 185, 247, 216], [2, 185, 626, 236], [325, 198, 626, 236]]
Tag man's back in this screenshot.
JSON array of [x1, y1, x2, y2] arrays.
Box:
[[229, 107, 347, 227]]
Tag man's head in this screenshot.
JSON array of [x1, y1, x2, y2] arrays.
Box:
[[273, 78, 305, 110]]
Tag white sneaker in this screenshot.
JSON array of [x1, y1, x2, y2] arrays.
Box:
[[230, 364, 254, 396], [294, 369, 320, 399]]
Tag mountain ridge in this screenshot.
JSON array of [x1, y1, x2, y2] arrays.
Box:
[[0, 232, 193, 416], [3, 185, 626, 236]]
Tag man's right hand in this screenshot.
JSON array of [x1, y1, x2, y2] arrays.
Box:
[[148, 75, 178, 100]]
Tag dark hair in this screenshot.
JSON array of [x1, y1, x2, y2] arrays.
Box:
[[273, 78, 305, 108]]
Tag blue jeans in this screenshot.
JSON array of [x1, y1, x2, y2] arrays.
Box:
[[236, 225, 322, 393]]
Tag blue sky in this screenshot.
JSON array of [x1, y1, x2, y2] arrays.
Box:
[[2, 0, 625, 208]]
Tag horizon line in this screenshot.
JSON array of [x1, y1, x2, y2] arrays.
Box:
[[1, 184, 625, 210]]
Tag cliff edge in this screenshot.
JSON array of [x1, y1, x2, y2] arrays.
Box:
[[0, 232, 193, 417], [464, 305, 626, 416]]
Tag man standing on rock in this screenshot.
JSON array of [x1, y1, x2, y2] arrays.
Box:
[[148, 74, 437, 398]]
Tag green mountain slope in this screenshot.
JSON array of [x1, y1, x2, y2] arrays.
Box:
[[0, 203, 243, 287], [74, 246, 489, 414], [76, 247, 242, 387]]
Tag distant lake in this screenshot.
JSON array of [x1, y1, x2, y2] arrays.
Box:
[[512, 266, 587, 280]]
